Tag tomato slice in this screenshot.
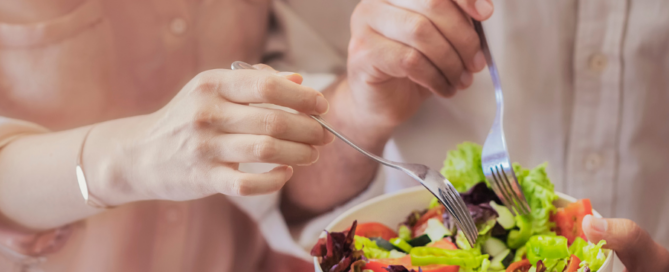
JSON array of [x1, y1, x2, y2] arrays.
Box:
[[353, 222, 398, 241], [505, 259, 531, 272], [552, 199, 593, 245], [564, 255, 581, 272], [364, 256, 458, 272], [412, 206, 446, 238], [428, 238, 458, 250]]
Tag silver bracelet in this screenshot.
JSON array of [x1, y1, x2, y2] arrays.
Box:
[[75, 126, 113, 209]]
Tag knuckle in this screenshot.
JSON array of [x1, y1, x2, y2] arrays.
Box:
[[254, 76, 278, 100], [461, 30, 481, 52], [192, 136, 211, 157], [406, 15, 431, 41], [191, 108, 217, 128], [253, 136, 278, 161], [192, 71, 220, 96], [230, 175, 252, 196], [401, 49, 424, 70], [263, 112, 287, 136]]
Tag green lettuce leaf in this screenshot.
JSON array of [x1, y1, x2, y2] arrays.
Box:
[[569, 237, 608, 271], [441, 142, 486, 192], [514, 162, 558, 236]]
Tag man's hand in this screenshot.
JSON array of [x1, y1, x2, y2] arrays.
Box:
[[344, 0, 494, 133], [582, 215, 669, 272]]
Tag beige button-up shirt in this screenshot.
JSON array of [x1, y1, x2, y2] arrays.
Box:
[[0, 0, 667, 271]]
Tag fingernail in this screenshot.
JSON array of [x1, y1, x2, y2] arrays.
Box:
[[310, 149, 320, 163], [459, 71, 473, 89], [585, 215, 608, 233], [475, 0, 493, 18], [316, 95, 329, 114], [473, 51, 486, 71], [278, 72, 297, 76], [322, 130, 335, 145]]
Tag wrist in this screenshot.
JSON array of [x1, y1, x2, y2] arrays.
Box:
[[324, 78, 396, 146], [82, 116, 147, 206]]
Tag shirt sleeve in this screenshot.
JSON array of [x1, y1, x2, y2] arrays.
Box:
[[0, 117, 72, 263]]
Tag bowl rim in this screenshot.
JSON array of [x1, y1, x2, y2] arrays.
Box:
[[313, 185, 613, 271]]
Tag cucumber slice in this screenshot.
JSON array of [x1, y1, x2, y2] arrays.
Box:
[[389, 237, 413, 253], [370, 237, 395, 251], [483, 237, 508, 257], [489, 249, 514, 270], [424, 218, 451, 242], [490, 201, 515, 229], [408, 234, 431, 247]]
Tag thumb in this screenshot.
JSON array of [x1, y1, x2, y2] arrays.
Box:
[[582, 215, 669, 272], [453, 0, 494, 21], [253, 63, 304, 85]]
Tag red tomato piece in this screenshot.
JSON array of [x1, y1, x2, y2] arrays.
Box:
[[564, 255, 581, 272], [552, 199, 593, 245], [428, 238, 458, 250], [352, 222, 398, 241], [364, 256, 458, 272], [412, 206, 445, 238], [505, 259, 531, 272]]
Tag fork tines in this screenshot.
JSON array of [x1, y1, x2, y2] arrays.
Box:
[[486, 164, 531, 216], [438, 185, 478, 247]]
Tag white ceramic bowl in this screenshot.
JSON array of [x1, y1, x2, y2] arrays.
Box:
[[313, 186, 613, 272]]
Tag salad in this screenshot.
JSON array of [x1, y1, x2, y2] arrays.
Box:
[[311, 142, 609, 272]]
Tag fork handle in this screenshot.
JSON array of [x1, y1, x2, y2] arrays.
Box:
[[310, 116, 399, 169]]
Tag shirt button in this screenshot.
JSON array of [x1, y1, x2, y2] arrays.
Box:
[[588, 53, 608, 72], [163, 207, 182, 223], [585, 153, 603, 170], [170, 17, 188, 35]]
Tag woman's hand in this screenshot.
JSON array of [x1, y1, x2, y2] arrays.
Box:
[[582, 215, 669, 272], [91, 68, 333, 205], [343, 0, 494, 132]]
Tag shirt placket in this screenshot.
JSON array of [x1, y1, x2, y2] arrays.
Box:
[[565, 0, 628, 217]]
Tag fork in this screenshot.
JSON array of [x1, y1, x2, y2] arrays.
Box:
[[231, 61, 479, 246], [473, 21, 531, 216]]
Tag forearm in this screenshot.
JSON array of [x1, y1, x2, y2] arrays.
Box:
[[0, 117, 139, 231], [281, 77, 395, 223]]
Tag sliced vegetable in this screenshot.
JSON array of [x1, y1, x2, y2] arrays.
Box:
[[564, 255, 581, 272], [507, 215, 533, 249], [569, 237, 607, 272], [483, 237, 508, 257], [505, 259, 531, 272], [354, 235, 406, 259], [398, 225, 412, 241], [512, 246, 527, 263], [490, 201, 515, 229], [489, 249, 513, 270], [410, 247, 489, 269], [552, 199, 593, 245], [413, 206, 445, 238], [355, 222, 398, 241], [424, 218, 451, 242], [371, 237, 396, 251], [390, 237, 413, 253], [525, 235, 569, 265], [408, 234, 431, 247], [440, 142, 486, 192], [427, 238, 458, 250]]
